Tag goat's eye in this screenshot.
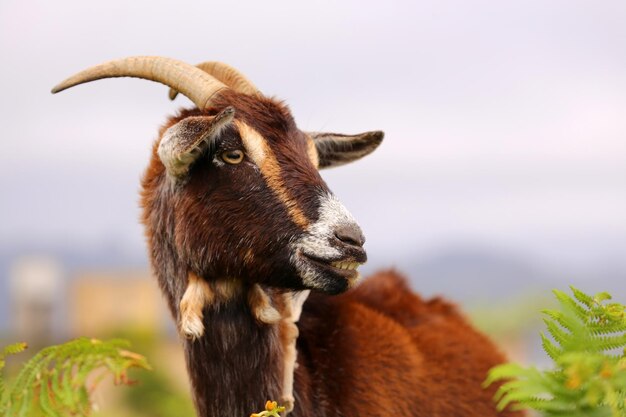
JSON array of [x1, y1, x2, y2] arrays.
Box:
[[221, 150, 244, 165]]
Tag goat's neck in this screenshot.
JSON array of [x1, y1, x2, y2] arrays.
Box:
[[183, 283, 285, 417]]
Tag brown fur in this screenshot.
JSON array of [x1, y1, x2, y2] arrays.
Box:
[[294, 270, 522, 417], [135, 89, 524, 416], [180, 273, 281, 339], [179, 275, 306, 412]]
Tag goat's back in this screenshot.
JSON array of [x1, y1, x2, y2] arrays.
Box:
[[295, 270, 523, 417]]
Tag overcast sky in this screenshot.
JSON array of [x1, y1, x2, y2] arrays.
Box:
[[1, 0, 625, 273]]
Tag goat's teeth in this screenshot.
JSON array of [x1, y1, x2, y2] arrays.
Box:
[[330, 261, 361, 270]]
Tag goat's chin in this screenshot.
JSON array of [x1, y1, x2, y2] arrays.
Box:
[[311, 277, 353, 295], [298, 268, 362, 295]]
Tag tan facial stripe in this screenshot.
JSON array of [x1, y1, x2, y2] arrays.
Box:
[[306, 135, 319, 168], [235, 121, 309, 229]]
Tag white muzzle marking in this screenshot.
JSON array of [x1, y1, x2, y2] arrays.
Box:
[[291, 193, 360, 289]]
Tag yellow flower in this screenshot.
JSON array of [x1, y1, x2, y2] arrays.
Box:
[[599, 363, 613, 378], [251, 400, 285, 417], [566, 375, 581, 389]]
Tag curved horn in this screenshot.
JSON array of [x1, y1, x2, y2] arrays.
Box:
[[169, 61, 259, 101], [51, 56, 228, 109]]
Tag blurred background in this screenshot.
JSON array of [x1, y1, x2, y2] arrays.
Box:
[[1, 0, 625, 415]]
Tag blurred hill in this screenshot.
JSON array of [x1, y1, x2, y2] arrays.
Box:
[[395, 245, 626, 300], [1, 240, 624, 334]]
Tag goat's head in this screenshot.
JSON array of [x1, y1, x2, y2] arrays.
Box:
[[52, 57, 382, 295]]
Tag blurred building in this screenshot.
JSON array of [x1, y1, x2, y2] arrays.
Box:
[[68, 269, 168, 337], [67, 269, 191, 396], [9, 256, 63, 344]]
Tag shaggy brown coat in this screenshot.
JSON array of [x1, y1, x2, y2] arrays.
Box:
[[138, 90, 522, 417]]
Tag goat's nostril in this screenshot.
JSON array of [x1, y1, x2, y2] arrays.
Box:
[[334, 225, 365, 247]]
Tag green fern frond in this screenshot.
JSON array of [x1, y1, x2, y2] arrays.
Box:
[[0, 342, 27, 415], [587, 334, 626, 353], [1, 337, 151, 417], [571, 286, 596, 308], [541, 332, 563, 362], [543, 318, 573, 347], [587, 320, 626, 336], [542, 309, 580, 332], [486, 286, 626, 417], [483, 363, 527, 388], [1, 343, 28, 359], [553, 289, 588, 320]]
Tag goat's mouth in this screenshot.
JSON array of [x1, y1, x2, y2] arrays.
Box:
[[299, 250, 366, 287]]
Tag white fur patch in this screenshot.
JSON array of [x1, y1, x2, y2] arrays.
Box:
[[181, 311, 205, 339], [280, 289, 310, 413], [288, 290, 310, 322], [249, 284, 281, 324], [179, 274, 213, 339], [291, 193, 359, 288]]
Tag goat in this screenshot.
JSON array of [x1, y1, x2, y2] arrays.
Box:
[[52, 56, 523, 417]]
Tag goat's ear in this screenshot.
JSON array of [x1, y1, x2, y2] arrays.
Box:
[[309, 131, 384, 169], [158, 107, 235, 178]]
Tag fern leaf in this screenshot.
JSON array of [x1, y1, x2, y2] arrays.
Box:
[[587, 333, 626, 353], [1, 343, 27, 359], [519, 397, 575, 413], [39, 376, 62, 417], [554, 289, 587, 320], [541, 332, 563, 361], [586, 320, 626, 336], [483, 363, 527, 388], [570, 286, 596, 308], [543, 309, 580, 333], [593, 292, 613, 304], [544, 318, 575, 348], [492, 379, 529, 403], [486, 286, 626, 417], [3, 337, 150, 417], [0, 342, 27, 416]]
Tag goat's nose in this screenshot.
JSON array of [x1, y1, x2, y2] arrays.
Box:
[[334, 224, 365, 247]]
